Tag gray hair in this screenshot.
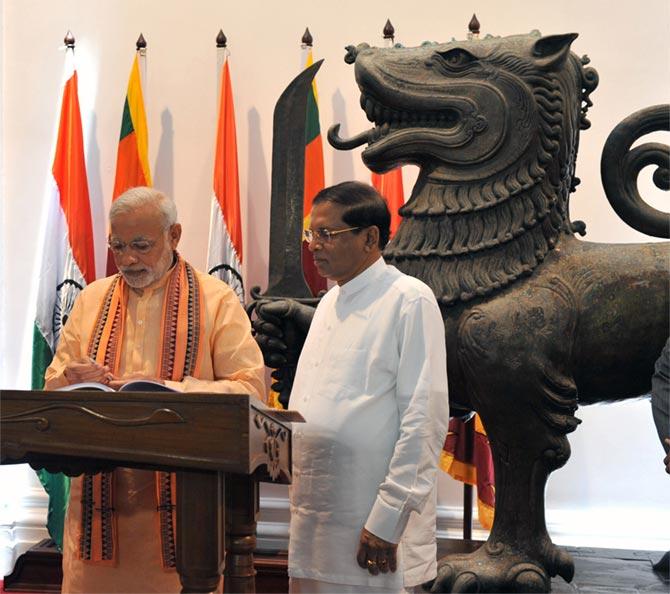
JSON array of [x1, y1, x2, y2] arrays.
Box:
[[109, 186, 178, 229]]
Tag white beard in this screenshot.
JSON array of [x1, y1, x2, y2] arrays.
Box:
[[120, 247, 174, 288]]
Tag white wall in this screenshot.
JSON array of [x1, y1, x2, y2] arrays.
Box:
[[1, 0, 669, 573]]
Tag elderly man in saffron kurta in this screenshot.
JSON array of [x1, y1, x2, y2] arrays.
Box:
[[45, 186, 265, 594]]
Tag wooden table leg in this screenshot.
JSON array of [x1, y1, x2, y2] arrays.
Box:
[[177, 470, 225, 594], [224, 474, 259, 593]]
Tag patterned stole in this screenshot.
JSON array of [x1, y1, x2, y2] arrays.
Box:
[[80, 255, 204, 568]]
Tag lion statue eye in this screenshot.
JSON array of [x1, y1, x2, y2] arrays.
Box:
[[436, 48, 478, 69]]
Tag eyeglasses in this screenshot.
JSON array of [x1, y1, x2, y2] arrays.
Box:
[[303, 226, 361, 243], [107, 238, 158, 255]]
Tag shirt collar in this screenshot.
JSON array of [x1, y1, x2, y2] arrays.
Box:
[[338, 256, 387, 299]]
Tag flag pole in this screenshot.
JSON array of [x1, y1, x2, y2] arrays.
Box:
[[468, 13, 481, 40], [216, 29, 227, 96], [301, 26, 312, 67], [382, 18, 394, 49], [64, 29, 75, 50], [215, 29, 227, 158], [136, 33, 148, 107], [63, 30, 75, 81]]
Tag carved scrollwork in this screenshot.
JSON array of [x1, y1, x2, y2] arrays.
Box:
[[254, 413, 288, 480], [1, 403, 185, 430]]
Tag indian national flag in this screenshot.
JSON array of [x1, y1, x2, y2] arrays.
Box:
[[207, 54, 244, 302], [106, 52, 151, 274], [372, 168, 405, 239], [31, 45, 95, 549], [301, 48, 327, 296]]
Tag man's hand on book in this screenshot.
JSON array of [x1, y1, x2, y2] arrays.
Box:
[[108, 374, 165, 390], [63, 358, 112, 386]]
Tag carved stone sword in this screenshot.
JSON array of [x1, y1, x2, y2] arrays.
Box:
[[264, 59, 324, 298], [248, 60, 325, 407]]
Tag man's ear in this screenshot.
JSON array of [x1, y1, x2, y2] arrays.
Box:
[[366, 226, 380, 249], [169, 223, 182, 248]]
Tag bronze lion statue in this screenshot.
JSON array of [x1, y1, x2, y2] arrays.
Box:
[[256, 30, 670, 592]]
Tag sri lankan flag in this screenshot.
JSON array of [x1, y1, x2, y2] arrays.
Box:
[[31, 43, 95, 549], [106, 52, 151, 274], [301, 48, 327, 296], [440, 413, 495, 530]]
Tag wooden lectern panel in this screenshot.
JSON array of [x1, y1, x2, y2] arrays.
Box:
[[1, 389, 294, 593], [1, 390, 292, 480]]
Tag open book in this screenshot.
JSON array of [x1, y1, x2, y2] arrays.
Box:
[[58, 379, 175, 393], [58, 381, 305, 423]]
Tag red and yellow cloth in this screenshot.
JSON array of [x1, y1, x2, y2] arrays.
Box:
[[440, 414, 495, 530]]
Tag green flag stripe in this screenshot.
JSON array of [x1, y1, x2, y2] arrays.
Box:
[[31, 322, 70, 550], [119, 97, 135, 141], [305, 88, 321, 145], [31, 323, 52, 390], [37, 469, 70, 551]]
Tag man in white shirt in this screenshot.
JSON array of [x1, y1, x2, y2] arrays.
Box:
[[257, 181, 449, 593]]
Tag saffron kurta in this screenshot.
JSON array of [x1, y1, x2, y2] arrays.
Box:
[[45, 265, 265, 594], [288, 258, 449, 590]]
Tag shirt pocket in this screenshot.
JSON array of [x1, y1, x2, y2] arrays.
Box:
[[320, 348, 368, 398]]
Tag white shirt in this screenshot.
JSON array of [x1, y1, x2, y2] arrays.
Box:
[[288, 257, 449, 588]]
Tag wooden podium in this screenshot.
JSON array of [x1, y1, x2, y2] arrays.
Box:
[[1, 389, 295, 594]]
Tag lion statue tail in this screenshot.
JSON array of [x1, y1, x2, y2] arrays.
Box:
[[601, 104, 670, 238]]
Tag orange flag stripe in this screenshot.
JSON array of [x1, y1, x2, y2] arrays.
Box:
[[371, 168, 404, 238], [51, 71, 95, 285], [213, 59, 242, 262]]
